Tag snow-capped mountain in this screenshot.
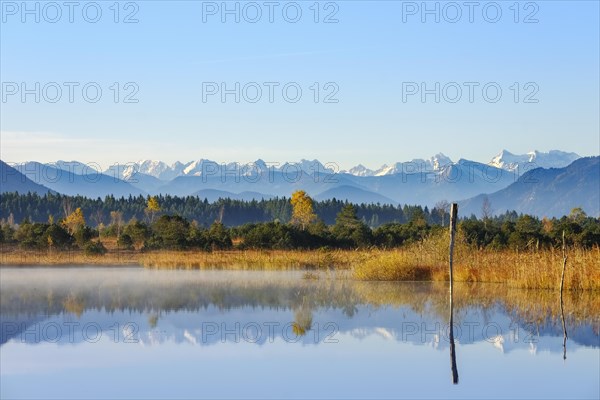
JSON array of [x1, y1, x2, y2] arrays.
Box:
[[341, 150, 578, 177], [182, 159, 221, 176], [105, 160, 186, 181], [106, 158, 336, 180], [342, 153, 453, 176], [373, 153, 453, 176], [5, 149, 589, 215], [136, 160, 186, 180], [346, 164, 375, 177], [489, 150, 580, 173], [104, 150, 577, 181]]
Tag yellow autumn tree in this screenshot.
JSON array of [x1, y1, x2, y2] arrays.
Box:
[[62, 207, 85, 234], [290, 190, 316, 230], [145, 196, 161, 223]]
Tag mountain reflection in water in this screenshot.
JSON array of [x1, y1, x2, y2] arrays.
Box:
[[1, 268, 598, 399]]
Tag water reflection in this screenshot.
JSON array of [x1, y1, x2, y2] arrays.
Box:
[[0, 268, 598, 399], [1, 268, 598, 349], [560, 284, 569, 360], [449, 283, 459, 384]]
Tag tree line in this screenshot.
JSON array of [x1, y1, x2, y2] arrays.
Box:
[[0, 192, 451, 227], [0, 191, 598, 253]]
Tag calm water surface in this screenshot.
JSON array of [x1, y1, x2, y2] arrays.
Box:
[[1, 267, 598, 399]]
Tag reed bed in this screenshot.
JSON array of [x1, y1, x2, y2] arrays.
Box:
[[352, 234, 600, 290], [139, 249, 369, 270], [352, 235, 448, 281], [0, 247, 139, 266], [1, 240, 598, 290], [452, 245, 600, 290]]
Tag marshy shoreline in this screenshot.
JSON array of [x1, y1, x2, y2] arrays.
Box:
[[2, 242, 599, 290]]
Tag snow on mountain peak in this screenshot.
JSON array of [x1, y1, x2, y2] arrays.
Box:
[[345, 164, 375, 177], [182, 160, 204, 176], [430, 153, 452, 170], [101, 151, 581, 180], [489, 150, 580, 173], [358, 154, 454, 177]]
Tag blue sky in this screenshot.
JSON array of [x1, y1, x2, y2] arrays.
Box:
[[1, 0, 599, 170]]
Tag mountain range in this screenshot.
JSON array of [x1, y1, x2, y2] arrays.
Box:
[[488, 150, 580, 173], [102, 150, 579, 180], [460, 156, 599, 218], [2, 150, 598, 218]]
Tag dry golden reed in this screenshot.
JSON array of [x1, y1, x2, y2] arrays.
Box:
[[139, 249, 367, 270], [1, 236, 598, 290], [352, 234, 600, 290]]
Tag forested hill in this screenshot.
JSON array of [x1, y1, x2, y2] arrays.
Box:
[[0, 192, 460, 228]]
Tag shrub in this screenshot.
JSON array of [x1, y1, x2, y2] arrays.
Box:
[[14, 221, 48, 249], [205, 222, 232, 250], [142, 235, 163, 251], [45, 224, 74, 249], [123, 221, 151, 244], [152, 215, 190, 250], [117, 234, 134, 250], [0, 223, 15, 243], [74, 226, 95, 248], [84, 241, 107, 256]]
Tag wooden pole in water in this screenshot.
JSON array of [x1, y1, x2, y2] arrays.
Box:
[[560, 230, 568, 360], [448, 203, 459, 384], [560, 230, 568, 294], [449, 203, 458, 293], [449, 291, 459, 384]]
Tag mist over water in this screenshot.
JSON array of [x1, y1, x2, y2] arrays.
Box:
[[1, 267, 598, 399]]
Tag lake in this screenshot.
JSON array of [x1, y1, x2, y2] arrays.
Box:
[[1, 267, 598, 399]]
